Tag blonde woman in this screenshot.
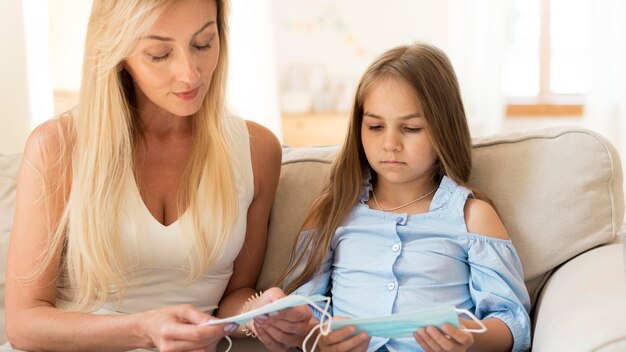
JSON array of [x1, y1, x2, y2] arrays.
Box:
[[4, 0, 311, 351]]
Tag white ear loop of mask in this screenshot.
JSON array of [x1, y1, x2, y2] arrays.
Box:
[[223, 335, 233, 352], [455, 308, 487, 333], [300, 296, 333, 352]]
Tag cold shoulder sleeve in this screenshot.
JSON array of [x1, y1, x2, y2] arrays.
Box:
[[467, 235, 532, 352]]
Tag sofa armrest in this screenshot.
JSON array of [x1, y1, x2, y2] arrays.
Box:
[[532, 244, 626, 351]]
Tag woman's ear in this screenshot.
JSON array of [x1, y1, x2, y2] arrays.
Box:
[[119, 61, 128, 73]]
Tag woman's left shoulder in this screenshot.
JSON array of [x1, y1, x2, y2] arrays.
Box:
[[245, 120, 281, 158], [463, 198, 509, 240], [245, 120, 281, 192]]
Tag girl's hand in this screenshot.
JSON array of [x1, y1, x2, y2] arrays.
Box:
[[413, 323, 474, 352], [249, 287, 313, 351], [140, 304, 238, 352], [317, 317, 370, 352]]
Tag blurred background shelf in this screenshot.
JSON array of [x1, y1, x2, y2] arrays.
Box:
[[282, 113, 349, 147]]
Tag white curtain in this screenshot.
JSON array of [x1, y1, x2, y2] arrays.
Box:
[[228, 0, 282, 140], [0, 0, 54, 154], [447, 0, 511, 137], [584, 0, 626, 160]]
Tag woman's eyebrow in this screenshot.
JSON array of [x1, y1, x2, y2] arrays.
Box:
[[145, 20, 216, 42]]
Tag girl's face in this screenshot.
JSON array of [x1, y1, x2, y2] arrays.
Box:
[[361, 77, 437, 189], [124, 0, 219, 117]]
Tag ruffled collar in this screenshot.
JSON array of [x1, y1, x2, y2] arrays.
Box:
[[359, 173, 461, 212]]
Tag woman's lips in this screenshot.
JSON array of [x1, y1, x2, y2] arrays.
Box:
[[173, 87, 200, 101]]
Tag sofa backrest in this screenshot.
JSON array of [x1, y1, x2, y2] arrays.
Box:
[[258, 127, 625, 306], [0, 126, 623, 338]]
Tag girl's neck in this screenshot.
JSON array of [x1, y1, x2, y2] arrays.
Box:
[[371, 178, 438, 213]]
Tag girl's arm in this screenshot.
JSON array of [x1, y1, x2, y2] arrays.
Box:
[[6, 120, 231, 352], [463, 198, 527, 352], [414, 198, 527, 352]]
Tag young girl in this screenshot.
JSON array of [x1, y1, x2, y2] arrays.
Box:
[[275, 43, 532, 352]]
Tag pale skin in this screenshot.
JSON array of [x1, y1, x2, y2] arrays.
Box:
[[5, 0, 309, 351], [314, 77, 514, 352]]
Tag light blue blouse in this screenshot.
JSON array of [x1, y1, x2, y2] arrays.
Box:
[[292, 176, 531, 352]]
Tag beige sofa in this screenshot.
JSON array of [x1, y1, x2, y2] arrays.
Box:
[[1, 126, 625, 351]]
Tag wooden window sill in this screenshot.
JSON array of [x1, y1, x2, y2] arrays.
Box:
[[506, 103, 584, 118]]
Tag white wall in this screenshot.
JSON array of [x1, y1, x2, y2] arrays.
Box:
[[0, 1, 54, 154], [228, 0, 282, 138], [48, 0, 92, 92], [273, 0, 452, 115]]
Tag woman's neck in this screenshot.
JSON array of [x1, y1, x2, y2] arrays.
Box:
[[136, 105, 193, 140]]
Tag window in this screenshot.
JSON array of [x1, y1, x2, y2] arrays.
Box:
[[504, 0, 591, 117]]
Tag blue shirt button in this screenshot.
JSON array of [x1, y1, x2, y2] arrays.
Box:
[[387, 282, 396, 290], [392, 243, 400, 252], [396, 217, 403, 223]]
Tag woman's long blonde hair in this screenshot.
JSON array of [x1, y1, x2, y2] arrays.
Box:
[[278, 43, 479, 293], [36, 0, 236, 311]]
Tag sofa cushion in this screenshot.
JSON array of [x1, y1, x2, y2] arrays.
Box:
[[257, 146, 339, 291], [258, 127, 624, 307], [0, 153, 21, 344], [0, 154, 20, 234]]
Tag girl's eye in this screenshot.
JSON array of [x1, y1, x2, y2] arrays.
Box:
[[404, 127, 422, 132], [368, 125, 383, 131]]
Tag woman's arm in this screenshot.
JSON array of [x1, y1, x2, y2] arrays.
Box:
[[215, 121, 281, 326], [215, 122, 314, 351], [6, 119, 231, 352]]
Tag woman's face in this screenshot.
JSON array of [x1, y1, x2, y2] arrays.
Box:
[[124, 0, 219, 117]]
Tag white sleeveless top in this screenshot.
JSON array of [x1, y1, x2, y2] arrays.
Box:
[[99, 116, 254, 314]]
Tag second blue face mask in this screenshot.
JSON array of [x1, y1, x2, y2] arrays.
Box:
[[324, 306, 487, 339]]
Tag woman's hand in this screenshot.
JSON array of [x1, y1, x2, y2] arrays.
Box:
[[249, 287, 314, 351], [317, 317, 370, 352], [413, 323, 474, 352], [140, 304, 238, 352]]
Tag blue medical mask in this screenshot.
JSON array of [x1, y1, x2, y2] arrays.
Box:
[[201, 293, 331, 327], [201, 294, 333, 352], [325, 306, 486, 338], [304, 306, 487, 352]]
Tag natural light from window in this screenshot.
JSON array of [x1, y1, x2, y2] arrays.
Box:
[[504, 0, 591, 100], [550, 0, 591, 95]]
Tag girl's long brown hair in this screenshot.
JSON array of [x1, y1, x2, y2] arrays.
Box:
[[277, 43, 482, 294]]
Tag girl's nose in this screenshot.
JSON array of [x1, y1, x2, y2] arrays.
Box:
[[382, 131, 402, 152]]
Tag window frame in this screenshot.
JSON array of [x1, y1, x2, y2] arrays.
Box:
[[506, 0, 584, 118]]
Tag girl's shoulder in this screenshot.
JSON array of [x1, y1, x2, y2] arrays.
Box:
[[463, 198, 509, 240]]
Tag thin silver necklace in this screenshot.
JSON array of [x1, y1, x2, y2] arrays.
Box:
[[371, 187, 437, 212]]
